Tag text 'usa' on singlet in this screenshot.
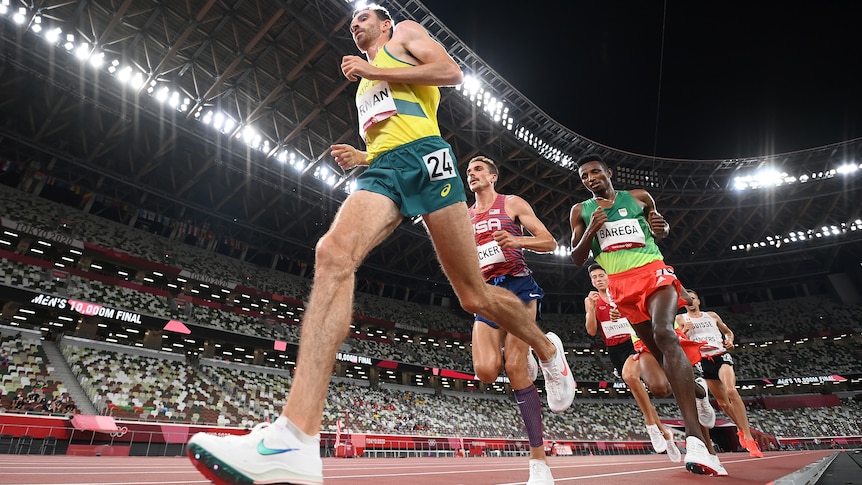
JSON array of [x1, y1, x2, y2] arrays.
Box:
[[579, 191, 663, 275], [355, 45, 442, 163], [469, 193, 531, 281]]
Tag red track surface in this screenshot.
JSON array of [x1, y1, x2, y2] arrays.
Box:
[[0, 450, 834, 485]]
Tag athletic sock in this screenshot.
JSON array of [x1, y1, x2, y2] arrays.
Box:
[[514, 384, 544, 448], [280, 416, 320, 445]]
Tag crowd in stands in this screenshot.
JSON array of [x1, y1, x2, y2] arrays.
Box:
[[0, 333, 78, 415], [3, 334, 861, 443], [2, 179, 862, 445], [3, 251, 861, 384]]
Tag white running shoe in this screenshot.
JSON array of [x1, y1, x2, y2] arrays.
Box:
[[647, 424, 667, 453], [684, 436, 718, 476], [526, 458, 555, 485], [527, 348, 539, 382], [711, 454, 728, 476], [666, 435, 682, 463], [187, 416, 323, 485], [540, 332, 576, 413], [694, 377, 716, 428]]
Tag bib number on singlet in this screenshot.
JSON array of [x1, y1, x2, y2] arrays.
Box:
[[423, 148, 456, 181], [476, 240, 506, 268], [356, 81, 398, 140], [600, 318, 633, 339], [597, 218, 646, 252]]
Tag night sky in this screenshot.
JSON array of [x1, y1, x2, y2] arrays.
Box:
[[418, 1, 862, 160]]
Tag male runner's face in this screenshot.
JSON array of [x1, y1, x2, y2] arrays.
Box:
[[578, 161, 611, 195], [590, 269, 608, 291], [685, 291, 701, 311], [466, 161, 496, 193], [350, 10, 385, 51]]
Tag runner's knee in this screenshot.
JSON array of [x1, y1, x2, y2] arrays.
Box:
[[474, 362, 502, 383], [315, 232, 358, 272], [457, 287, 491, 316], [652, 325, 678, 350], [621, 365, 639, 385]]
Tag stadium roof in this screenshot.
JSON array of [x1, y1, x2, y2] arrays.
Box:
[[1, 0, 860, 306]]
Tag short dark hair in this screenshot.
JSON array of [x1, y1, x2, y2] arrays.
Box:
[[576, 154, 608, 170], [468, 156, 499, 175], [588, 263, 605, 273], [354, 3, 393, 22]]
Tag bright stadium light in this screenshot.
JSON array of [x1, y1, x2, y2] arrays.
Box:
[[155, 86, 170, 103], [89, 51, 104, 68], [12, 7, 25, 24], [75, 42, 90, 60], [45, 27, 61, 43], [116, 65, 133, 83], [129, 71, 144, 89], [837, 163, 858, 175]]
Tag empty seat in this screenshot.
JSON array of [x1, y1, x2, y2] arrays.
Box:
[[15, 435, 33, 454], [40, 436, 58, 455]]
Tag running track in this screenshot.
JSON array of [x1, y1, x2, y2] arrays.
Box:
[[1, 450, 834, 484]]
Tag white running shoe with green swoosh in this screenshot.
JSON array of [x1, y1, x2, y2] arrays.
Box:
[[188, 416, 323, 485]]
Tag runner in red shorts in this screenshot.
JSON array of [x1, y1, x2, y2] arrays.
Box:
[[570, 154, 724, 475]]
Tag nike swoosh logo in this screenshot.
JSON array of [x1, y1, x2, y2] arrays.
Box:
[[515, 400, 526, 405], [258, 440, 299, 455], [559, 355, 569, 376], [529, 293, 541, 298]]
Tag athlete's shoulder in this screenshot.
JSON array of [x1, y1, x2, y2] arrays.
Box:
[[390, 19, 429, 42]]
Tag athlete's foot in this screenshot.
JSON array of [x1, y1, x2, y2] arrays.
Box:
[[526, 459, 554, 485], [736, 430, 763, 457], [647, 424, 667, 453], [694, 377, 716, 428], [711, 454, 728, 476], [187, 416, 323, 485], [684, 436, 718, 476], [540, 332, 576, 412], [526, 348, 539, 382], [744, 438, 764, 458], [665, 432, 682, 463]]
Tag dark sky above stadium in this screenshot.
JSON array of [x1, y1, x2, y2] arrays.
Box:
[[419, 1, 862, 160]]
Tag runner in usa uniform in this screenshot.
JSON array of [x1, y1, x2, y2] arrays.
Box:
[[585, 264, 680, 461], [187, 5, 573, 485], [678, 289, 764, 458], [570, 154, 724, 475], [468, 155, 563, 485]]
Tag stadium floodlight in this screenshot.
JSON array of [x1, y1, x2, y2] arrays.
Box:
[[45, 27, 61, 43], [155, 86, 170, 103], [89, 51, 104, 68], [129, 71, 144, 89], [12, 7, 25, 24], [458, 74, 481, 96], [115, 65, 131, 82], [75, 42, 90, 60], [30, 14, 41, 33], [837, 163, 858, 175], [168, 91, 180, 108]]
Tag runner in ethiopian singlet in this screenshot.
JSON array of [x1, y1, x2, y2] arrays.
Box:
[[578, 191, 663, 275]]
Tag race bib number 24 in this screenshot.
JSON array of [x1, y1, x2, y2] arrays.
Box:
[[423, 148, 456, 181]]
